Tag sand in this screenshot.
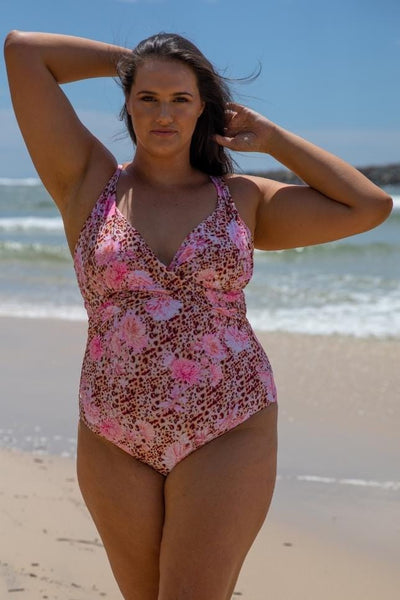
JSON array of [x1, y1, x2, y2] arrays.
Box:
[[1, 316, 399, 599]]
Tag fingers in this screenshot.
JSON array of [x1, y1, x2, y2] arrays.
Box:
[[225, 101, 245, 111], [212, 133, 234, 147]]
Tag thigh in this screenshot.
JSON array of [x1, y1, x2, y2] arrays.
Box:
[[76, 420, 165, 600], [158, 404, 278, 600]]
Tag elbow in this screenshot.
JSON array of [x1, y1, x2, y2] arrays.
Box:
[[4, 30, 24, 53], [4, 30, 25, 62], [358, 192, 393, 232], [4, 30, 36, 60], [372, 192, 393, 225]]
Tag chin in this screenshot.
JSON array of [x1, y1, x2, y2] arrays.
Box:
[[139, 138, 189, 158]]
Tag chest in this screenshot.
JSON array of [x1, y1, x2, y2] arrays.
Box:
[[115, 178, 257, 268]]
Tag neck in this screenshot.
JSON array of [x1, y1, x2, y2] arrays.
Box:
[[127, 147, 205, 189]]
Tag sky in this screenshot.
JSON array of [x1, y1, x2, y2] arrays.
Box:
[[1, 0, 399, 178]]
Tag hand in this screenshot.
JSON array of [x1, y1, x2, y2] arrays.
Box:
[[212, 102, 276, 153]]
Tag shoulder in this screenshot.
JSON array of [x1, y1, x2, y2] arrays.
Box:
[[216, 173, 282, 239], [223, 172, 283, 201]]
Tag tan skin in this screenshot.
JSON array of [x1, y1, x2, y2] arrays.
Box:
[[4, 31, 392, 600]]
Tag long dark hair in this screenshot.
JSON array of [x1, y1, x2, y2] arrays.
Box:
[[117, 32, 235, 176]]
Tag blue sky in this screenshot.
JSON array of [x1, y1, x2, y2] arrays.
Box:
[[1, 0, 399, 177]]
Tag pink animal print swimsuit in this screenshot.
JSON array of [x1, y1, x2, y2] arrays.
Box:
[[73, 165, 277, 476]]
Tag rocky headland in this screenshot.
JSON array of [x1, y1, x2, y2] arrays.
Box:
[[250, 162, 400, 186]]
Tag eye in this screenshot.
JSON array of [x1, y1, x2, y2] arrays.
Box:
[[173, 97, 189, 103], [140, 95, 156, 102]]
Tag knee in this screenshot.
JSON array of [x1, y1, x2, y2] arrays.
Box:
[[158, 563, 238, 600]]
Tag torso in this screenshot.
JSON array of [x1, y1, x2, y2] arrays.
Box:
[[73, 165, 277, 475], [62, 159, 262, 260]]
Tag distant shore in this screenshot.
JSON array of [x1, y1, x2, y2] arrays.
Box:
[[250, 162, 400, 186]]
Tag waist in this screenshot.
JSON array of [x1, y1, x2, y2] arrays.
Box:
[[85, 287, 247, 327]]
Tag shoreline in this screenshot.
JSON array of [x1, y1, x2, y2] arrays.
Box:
[[1, 316, 399, 598], [2, 310, 399, 341], [2, 446, 399, 599], [1, 315, 398, 455]]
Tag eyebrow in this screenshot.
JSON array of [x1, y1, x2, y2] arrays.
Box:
[[136, 90, 194, 97]]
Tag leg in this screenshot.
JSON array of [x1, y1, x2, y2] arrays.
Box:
[[158, 403, 278, 600], [76, 420, 165, 600]]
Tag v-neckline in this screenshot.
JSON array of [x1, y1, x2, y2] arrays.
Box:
[[113, 171, 223, 272]]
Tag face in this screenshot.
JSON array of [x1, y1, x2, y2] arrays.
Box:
[[126, 58, 205, 157]]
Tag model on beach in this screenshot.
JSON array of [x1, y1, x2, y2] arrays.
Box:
[[4, 30, 392, 600]]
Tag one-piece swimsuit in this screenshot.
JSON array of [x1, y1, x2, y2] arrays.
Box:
[[73, 165, 277, 476]]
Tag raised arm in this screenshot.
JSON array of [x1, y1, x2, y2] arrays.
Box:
[[4, 31, 130, 210], [214, 103, 393, 250]]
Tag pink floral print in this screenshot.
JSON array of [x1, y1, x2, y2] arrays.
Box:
[[224, 325, 251, 353], [99, 417, 123, 442], [163, 435, 192, 471], [170, 357, 203, 386], [74, 166, 277, 476], [103, 261, 128, 289], [89, 335, 103, 361], [117, 312, 148, 352], [144, 295, 182, 321], [198, 333, 226, 360]]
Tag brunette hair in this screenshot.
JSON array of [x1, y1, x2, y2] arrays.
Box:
[[117, 32, 235, 175]]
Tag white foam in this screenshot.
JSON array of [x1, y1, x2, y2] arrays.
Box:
[[292, 474, 400, 492], [0, 177, 41, 186], [247, 293, 400, 339], [0, 240, 68, 258], [391, 194, 400, 211], [0, 301, 87, 321], [0, 216, 63, 232], [0, 295, 399, 338]]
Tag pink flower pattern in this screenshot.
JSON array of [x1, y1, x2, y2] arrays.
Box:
[[136, 420, 156, 444], [227, 219, 249, 254], [170, 357, 203, 386], [126, 269, 160, 291], [200, 333, 226, 360], [99, 301, 120, 322], [209, 362, 224, 387], [144, 295, 182, 321], [224, 325, 251, 353], [98, 417, 123, 443], [117, 311, 148, 352], [162, 434, 193, 471], [89, 335, 103, 361], [103, 261, 128, 289], [73, 166, 277, 476], [95, 235, 120, 266]]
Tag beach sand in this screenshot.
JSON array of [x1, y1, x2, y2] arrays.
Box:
[[1, 317, 399, 599]]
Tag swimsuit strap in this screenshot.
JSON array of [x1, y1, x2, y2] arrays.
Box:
[[209, 175, 233, 206]]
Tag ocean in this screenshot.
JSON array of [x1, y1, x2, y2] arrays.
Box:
[[0, 177, 399, 339]]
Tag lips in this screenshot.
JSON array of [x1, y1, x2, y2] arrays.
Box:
[[150, 129, 177, 135]]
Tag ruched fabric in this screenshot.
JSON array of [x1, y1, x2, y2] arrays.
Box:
[[73, 166, 277, 475]]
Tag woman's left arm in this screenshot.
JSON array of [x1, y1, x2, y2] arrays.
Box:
[[214, 103, 393, 250]]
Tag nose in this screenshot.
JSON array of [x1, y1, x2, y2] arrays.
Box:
[[156, 102, 173, 125]]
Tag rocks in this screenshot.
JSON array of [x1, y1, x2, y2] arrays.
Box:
[[252, 162, 400, 186]]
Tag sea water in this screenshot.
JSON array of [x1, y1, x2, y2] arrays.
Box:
[[0, 177, 399, 339]]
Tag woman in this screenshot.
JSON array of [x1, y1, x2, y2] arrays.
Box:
[[4, 30, 392, 600]]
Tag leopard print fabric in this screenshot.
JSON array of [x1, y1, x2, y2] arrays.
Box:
[[73, 165, 277, 475]]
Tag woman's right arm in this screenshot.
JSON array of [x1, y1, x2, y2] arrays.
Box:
[[4, 31, 129, 210]]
